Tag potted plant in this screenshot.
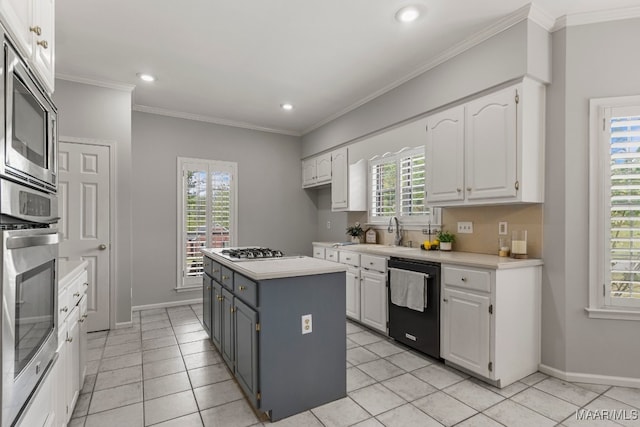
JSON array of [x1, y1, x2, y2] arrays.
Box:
[[346, 222, 364, 243], [437, 230, 455, 251]]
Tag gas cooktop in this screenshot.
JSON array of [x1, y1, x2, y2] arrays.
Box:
[[219, 247, 285, 261]]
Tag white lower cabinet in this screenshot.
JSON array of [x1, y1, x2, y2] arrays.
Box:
[[345, 266, 360, 319], [441, 264, 541, 387]]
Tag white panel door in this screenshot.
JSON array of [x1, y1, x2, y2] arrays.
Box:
[[59, 142, 111, 332]]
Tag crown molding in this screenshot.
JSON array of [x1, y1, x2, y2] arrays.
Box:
[[553, 5, 640, 31], [133, 104, 302, 137], [528, 3, 556, 31], [302, 3, 537, 135], [55, 73, 136, 92]]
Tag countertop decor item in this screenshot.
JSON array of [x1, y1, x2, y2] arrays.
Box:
[[511, 230, 528, 259], [346, 222, 364, 243], [365, 228, 377, 244], [437, 230, 455, 251]]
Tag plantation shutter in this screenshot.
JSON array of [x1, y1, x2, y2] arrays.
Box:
[[179, 158, 237, 288], [400, 149, 426, 217], [608, 111, 640, 306], [370, 159, 396, 219]]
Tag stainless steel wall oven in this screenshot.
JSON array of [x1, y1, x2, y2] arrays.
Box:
[[1, 33, 57, 194], [1, 178, 58, 426]]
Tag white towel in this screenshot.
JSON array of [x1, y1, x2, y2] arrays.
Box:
[[389, 268, 427, 312]]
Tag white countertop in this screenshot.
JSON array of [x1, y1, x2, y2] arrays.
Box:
[[58, 259, 89, 290], [201, 248, 346, 281], [313, 242, 543, 270]]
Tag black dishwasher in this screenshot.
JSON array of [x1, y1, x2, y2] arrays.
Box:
[[387, 257, 441, 360]]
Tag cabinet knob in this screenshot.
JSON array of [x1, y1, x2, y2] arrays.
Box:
[[66, 336, 73, 343], [83, 282, 89, 287], [79, 318, 85, 323], [238, 285, 246, 291], [456, 188, 462, 192], [37, 40, 49, 49], [443, 298, 448, 302], [74, 292, 81, 297], [99, 244, 107, 250], [222, 275, 229, 280], [61, 306, 68, 313], [29, 26, 42, 36], [213, 269, 219, 273], [206, 285, 211, 290], [461, 277, 467, 282]]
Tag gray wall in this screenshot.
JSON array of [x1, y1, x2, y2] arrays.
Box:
[[53, 79, 134, 326], [131, 112, 317, 307], [302, 20, 550, 158], [542, 19, 640, 379]]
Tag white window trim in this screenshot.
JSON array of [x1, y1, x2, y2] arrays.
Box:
[[587, 96, 640, 321], [176, 157, 238, 290], [368, 146, 441, 226]]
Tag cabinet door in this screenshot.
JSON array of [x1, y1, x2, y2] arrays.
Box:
[[65, 307, 80, 424], [465, 86, 517, 201], [302, 159, 317, 187], [221, 289, 235, 369], [234, 298, 259, 407], [211, 281, 223, 350], [345, 267, 360, 319], [426, 105, 465, 203], [441, 288, 491, 377], [54, 319, 67, 427], [360, 270, 387, 333], [79, 295, 88, 389], [0, 0, 33, 58], [32, 0, 54, 92], [316, 153, 332, 183], [331, 148, 348, 209], [202, 275, 212, 336]]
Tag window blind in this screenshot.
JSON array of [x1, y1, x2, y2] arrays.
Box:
[[400, 152, 426, 217], [370, 161, 396, 218], [609, 114, 640, 303]]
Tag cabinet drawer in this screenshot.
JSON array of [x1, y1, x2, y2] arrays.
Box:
[[339, 251, 360, 267], [360, 254, 386, 273], [234, 273, 258, 308], [313, 246, 326, 259], [325, 248, 338, 262], [443, 266, 491, 293], [221, 266, 234, 289], [204, 257, 222, 281], [70, 271, 88, 307]]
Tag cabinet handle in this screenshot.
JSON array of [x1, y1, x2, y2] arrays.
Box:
[[222, 275, 229, 280], [37, 40, 48, 49], [66, 336, 73, 343], [369, 262, 374, 265], [206, 285, 211, 290], [83, 282, 89, 287], [456, 188, 462, 192], [238, 285, 246, 291], [74, 292, 81, 297], [213, 269, 220, 273], [461, 277, 467, 282], [443, 298, 448, 302], [61, 306, 68, 313], [466, 187, 472, 192], [79, 318, 85, 323], [29, 26, 42, 36]]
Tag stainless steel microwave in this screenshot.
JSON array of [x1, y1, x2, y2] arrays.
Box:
[[1, 34, 57, 193]]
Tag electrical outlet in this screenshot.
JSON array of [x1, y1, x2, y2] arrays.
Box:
[[498, 222, 508, 235], [457, 221, 473, 233], [326, 221, 331, 229], [301, 314, 312, 334]]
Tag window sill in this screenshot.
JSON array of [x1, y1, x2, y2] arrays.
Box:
[[366, 223, 441, 232], [585, 307, 640, 321], [174, 285, 201, 293]]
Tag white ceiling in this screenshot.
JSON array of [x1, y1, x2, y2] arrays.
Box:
[[55, 0, 640, 136]]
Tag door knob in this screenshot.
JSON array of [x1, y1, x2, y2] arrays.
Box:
[[99, 244, 107, 250]]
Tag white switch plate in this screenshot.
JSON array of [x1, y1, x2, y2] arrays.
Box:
[[301, 314, 312, 334], [498, 222, 508, 235], [326, 221, 331, 229], [457, 221, 473, 233]]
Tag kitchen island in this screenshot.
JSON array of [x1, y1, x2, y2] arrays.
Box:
[[200, 248, 347, 422]]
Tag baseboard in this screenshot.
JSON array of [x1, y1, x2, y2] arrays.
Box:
[[539, 364, 640, 388], [132, 298, 203, 312], [115, 321, 133, 329]]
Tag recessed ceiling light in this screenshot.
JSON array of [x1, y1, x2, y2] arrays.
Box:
[[395, 6, 420, 23], [281, 103, 294, 111], [137, 73, 156, 82]]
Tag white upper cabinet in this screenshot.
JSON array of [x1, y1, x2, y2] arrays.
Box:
[[0, 0, 56, 93], [302, 153, 331, 187], [331, 147, 366, 212], [426, 79, 545, 206]]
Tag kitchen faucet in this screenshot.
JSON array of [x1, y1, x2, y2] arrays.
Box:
[[387, 216, 402, 246]]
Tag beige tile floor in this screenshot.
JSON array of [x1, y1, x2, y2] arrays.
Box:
[[69, 304, 640, 426]]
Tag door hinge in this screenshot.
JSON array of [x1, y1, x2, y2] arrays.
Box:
[[489, 304, 493, 314], [515, 90, 519, 104], [182, 270, 185, 278], [231, 306, 236, 313], [603, 118, 606, 131], [514, 181, 519, 191], [603, 284, 606, 297], [256, 323, 261, 332], [257, 392, 261, 401], [488, 361, 493, 372]]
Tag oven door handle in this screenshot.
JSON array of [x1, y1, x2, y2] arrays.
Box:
[[6, 232, 59, 249]]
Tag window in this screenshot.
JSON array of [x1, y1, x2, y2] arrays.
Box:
[[369, 147, 435, 224], [589, 97, 640, 318], [177, 157, 237, 289]]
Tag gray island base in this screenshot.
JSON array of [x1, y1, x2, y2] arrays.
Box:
[[201, 249, 347, 422]]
